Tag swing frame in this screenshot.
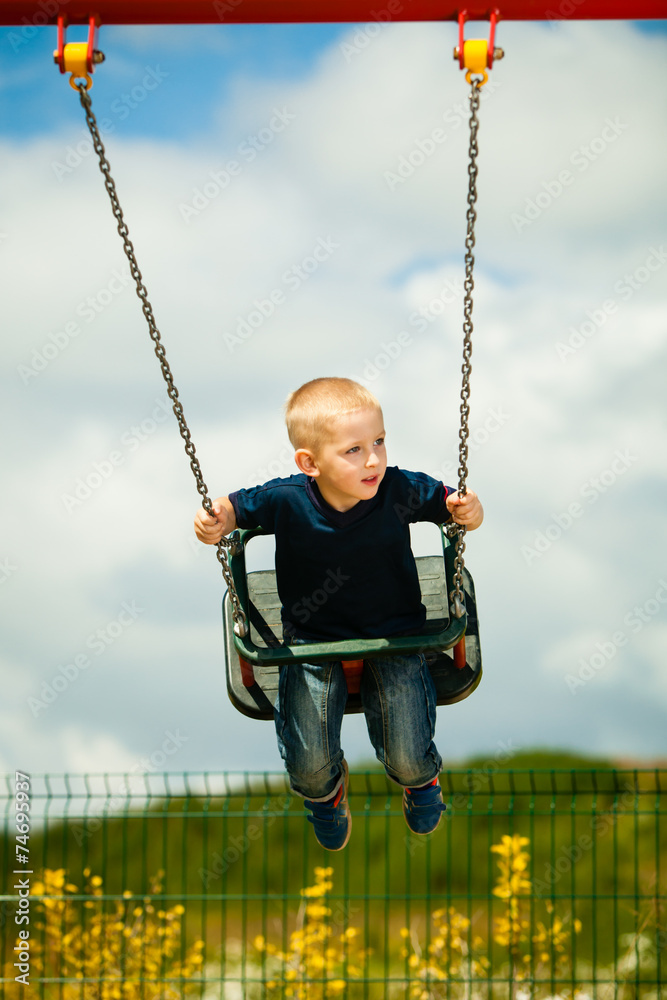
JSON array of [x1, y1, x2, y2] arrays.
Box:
[[0, 1, 661, 24]]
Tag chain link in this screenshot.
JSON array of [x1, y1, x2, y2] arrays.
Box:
[[76, 84, 248, 637], [449, 78, 481, 620]]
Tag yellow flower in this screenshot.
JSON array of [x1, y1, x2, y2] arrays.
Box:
[[18, 866, 206, 999]]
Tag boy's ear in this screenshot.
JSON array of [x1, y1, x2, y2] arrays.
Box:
[[294, 449, 320, 477]]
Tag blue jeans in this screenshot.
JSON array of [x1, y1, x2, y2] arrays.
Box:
[[274, 643, 442, 801]]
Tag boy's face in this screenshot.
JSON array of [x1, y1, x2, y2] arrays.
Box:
[[296, 408, 387, 512]]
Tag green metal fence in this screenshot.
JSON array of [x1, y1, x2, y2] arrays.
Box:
[[2, 768, 665, 999]]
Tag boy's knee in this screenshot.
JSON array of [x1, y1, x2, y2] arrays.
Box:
[[288, 754, 345, 800], [389, 763, 430, 787], [384, 748, 441, 788]]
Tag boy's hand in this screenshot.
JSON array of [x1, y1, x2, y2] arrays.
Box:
[[193, 496, 237, 544], [446, 489, 484, 530]]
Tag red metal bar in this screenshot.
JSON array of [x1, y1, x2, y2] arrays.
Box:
[[54, 12, 66, 72], [452, 636, 467, 670], [342, 659, 364, 695], [85, 13, 99, 72], [457, 9, 466, 67], [239, 656, 256, 689], [487, 7, 498, 67], [0, 0, 664, 23]]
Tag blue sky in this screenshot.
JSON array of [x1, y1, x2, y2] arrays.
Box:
[[1, 17, 666, 778], [0, 24, 353, 139]]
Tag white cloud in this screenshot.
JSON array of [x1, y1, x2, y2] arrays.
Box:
[[59, 727, 138, 773]]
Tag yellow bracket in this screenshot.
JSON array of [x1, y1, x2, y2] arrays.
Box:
[[463, 39, 489, 86], [59, 43, 93, 90]]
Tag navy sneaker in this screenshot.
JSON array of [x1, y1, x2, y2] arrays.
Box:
[[304, 761, 351, 851], [403, 778, 446, 835]]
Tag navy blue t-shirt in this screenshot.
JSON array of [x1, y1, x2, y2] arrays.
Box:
[[229, 466, 454, 641]]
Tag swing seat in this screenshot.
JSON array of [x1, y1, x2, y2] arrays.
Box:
[[222, 525, 482, 720]]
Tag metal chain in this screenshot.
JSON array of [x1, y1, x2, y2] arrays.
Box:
[[449, 78, 481, 620], [76, 83, 248, 637]]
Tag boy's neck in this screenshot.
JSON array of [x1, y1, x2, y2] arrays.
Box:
[[312, 479, 361, 513]]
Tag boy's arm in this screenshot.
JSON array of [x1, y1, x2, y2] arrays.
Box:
[[445, 488, 484, 530], [194, 496, 237, 544]]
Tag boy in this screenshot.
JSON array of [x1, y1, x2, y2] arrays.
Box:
[[194, 377, 483, 850]]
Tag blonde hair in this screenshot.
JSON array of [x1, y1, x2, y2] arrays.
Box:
[[285, 377, 382, 453]]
